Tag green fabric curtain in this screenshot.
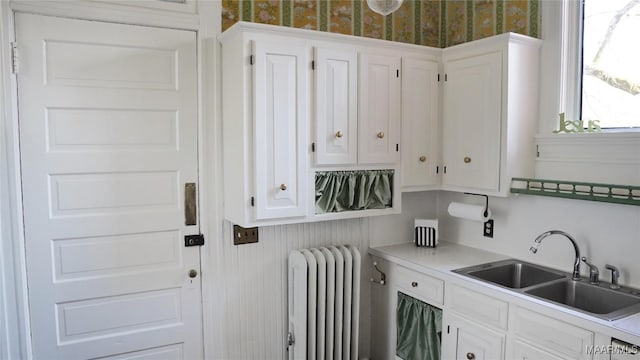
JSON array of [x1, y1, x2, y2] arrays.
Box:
[[396, 292, 443, 360], [315, 170, 394, 213]]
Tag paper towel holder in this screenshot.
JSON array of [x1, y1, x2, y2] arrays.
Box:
[[464, 192, 490, 218]]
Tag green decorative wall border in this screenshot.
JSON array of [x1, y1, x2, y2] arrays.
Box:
[[224, 0, 541, 49], [511, 178, 640, 206], [496, 0, 504, 34], [353, 0, 361, 36], [440, 0, 446, 48], [282, 0, 291, 27]]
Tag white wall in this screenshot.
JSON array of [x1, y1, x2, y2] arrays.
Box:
[[214, 218, 372, 359], [372, 190, 640, 288]]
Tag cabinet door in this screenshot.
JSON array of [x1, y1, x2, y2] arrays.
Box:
[[511, 340, 569, 360], [442, 52, 502, 192], [358, 53, 401, 165], [253, 41, 308, 220], [401, 58, 440, 189], [315, 47, 357, 165], [449, 314, 505, 360]]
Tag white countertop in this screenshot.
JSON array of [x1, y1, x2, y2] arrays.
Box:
[[369, 241, 640, 345]]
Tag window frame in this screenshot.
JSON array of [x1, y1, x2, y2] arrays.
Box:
[[535, 0, 640, 186]]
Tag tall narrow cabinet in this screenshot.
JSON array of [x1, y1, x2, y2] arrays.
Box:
[[221, 30, 309, 226]]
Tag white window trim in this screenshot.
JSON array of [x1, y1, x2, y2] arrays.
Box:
[[535, 0, 640, 186]]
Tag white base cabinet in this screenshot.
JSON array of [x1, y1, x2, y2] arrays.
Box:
[[444, 314, 506, 360]]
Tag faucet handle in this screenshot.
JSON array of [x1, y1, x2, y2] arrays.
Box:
[[605, 264, 620, 289], [581, 257, 599, 284]]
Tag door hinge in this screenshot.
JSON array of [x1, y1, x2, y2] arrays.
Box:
[[536, 144, 540, 157], [396, 144, 399, 152], [311, 142, 316, 152], [396, 69, 399, 78], [184, 234, 205, 247], [287, 332, 295, 347], [311, 60, 315, 70], [10, 42, 18, 74], [250, 54, 254, 65], [250, 196, 255, 207], [447, 325, 450, 334]]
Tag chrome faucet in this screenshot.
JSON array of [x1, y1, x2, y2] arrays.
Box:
[[581, 257, 599, 284], [606, 264, 621, 289], [530, 230, 581, 280]]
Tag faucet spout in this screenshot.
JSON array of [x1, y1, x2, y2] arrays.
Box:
[[531, 230, 581, 280]]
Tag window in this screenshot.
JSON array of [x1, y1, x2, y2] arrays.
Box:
[[580, 0, 640, 129]]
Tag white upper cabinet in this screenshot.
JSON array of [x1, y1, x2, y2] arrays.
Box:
[[401, 57, 440, 190], [220, 26, 310, 227], [253, 41, 308, 220], [442, 52, 502, 192], [358, 53, 401, 165], [441, 34, 541, 196], [314, 47, 357, 166]]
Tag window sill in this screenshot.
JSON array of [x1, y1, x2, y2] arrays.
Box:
[[535, 132, 640, 186]]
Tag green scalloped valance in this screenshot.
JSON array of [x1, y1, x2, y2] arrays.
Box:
[[315, 170, 394, 213]]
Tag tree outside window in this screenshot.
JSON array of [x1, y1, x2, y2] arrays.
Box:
[[581, 0, 640, 129]]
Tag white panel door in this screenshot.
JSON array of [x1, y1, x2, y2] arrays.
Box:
[[253, 41, 308, 220], [16, 13, 202, 359], [314, 47, 357, 166], [358, 53, 401, 165], [401, 58, 440, 189], [442, 52, 502, 192]]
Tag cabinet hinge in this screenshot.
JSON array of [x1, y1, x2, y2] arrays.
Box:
[[444, 73, 448, 82], [250, 54, 254, 65], [443, 166, 447, 174], [436, 166, 439, 174], [250, 196, 255, 207], [311, 142, 316, 152], [287, 332, 295, 347], [437, 73, 440, 82], [396, 69, 399, 78], [311, 60, 315, 70], [10, 42, 18, 74], [536, 144, 540, 158], [396, 144, 399, 152], [447, 325, 450, 334]]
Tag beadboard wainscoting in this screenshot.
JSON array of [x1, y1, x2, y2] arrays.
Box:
[[217, 218, 371, 359]]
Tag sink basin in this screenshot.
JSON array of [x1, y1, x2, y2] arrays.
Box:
[[525, 279, 640, 321], [454, 259, 640, 321], [455, 259, 566, 289]]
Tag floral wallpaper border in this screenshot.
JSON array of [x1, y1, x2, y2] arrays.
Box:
[[222, 0, 540, 48]]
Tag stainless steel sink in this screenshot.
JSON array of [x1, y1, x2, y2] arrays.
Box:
[[454, 259, 640, 321], [463, 260, 565, 289], [525, 279, 640, 321]]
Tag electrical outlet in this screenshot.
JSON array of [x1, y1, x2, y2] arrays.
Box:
[[233, 225, 259, 245], [484, 219, 494, 238]]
